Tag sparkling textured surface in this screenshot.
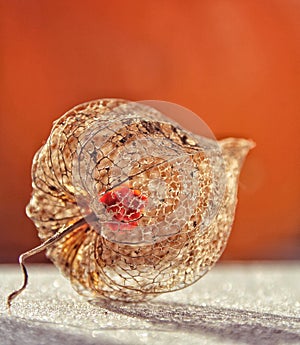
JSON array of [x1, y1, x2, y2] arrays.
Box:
[[1, 263, 300, 345], [25, 98, 254, 302]]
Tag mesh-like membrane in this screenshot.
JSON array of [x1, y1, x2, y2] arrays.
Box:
[[26, 99, 253, 302]]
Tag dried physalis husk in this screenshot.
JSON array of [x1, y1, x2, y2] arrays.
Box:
[[7, 99, 254, 307]]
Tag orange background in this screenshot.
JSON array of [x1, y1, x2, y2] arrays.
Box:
[[0, 0, 299, 262]]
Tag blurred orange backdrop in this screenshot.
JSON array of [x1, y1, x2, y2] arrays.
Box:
[[0, 0, 299, 262]]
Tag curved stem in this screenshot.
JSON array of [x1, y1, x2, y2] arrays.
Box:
[[7, 214, 95, 310]]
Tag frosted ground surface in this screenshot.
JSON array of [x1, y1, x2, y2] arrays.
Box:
[[1, 263, 299, 345]]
